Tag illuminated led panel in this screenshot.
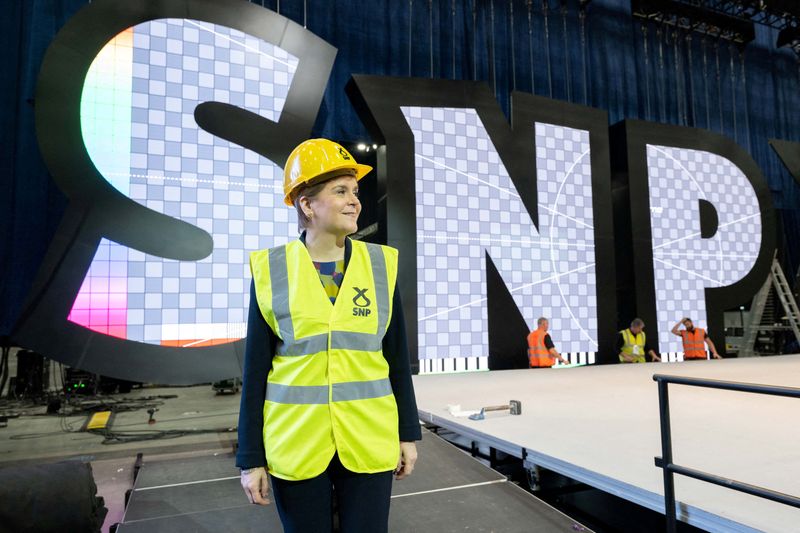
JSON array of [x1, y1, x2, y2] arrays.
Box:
[[647, 145, 761, 358], [402, 107, 598, 363], [71, 29, 134, 338], [72, 18, 298, 346]]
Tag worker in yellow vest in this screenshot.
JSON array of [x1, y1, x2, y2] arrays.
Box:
[[236, 139, 420, 532], [616, 318, 660, 363], [671, 317, 722, 360], [527, 317, 570, 367]]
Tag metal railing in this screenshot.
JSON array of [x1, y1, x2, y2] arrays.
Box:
[[653, 374, 800, 532]]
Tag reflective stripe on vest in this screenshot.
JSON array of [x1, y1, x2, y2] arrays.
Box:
[[250, 239, 399, 481], [265, 378, 394, 404], [619, 329, 646, 363], [682, 328, 707, 359], [528, 329, 554, 368], [267, 244, 390, 356]]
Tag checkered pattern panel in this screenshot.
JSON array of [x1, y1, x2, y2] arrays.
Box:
[[79, 19, 298, 345], [402, 106, 599, 361], [647, 144, 762, 356]]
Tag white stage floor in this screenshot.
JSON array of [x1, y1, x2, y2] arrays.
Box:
[[413, 355, 800, 532]]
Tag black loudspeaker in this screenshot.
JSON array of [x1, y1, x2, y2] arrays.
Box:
[[15, 350, 45, 398], [64, 368, 97, 395], [46, 398, 62, 414], [0, 461, 107, 532]]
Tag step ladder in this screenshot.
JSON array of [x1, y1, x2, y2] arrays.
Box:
[[739, 257, 800, 357], [795, 262, 800, 301], [772, 258, 800, 342]]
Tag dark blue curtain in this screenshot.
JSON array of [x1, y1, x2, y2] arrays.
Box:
[[2, 0, 800, 334], [1, 0, 83, 335]]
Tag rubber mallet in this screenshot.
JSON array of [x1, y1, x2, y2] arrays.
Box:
[[468, 400, 522, 420]]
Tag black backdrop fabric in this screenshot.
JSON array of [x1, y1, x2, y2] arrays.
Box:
[[2, 0, 799, 334]]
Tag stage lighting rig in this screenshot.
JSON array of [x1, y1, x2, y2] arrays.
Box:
[[776, 25, 800, 56], [632, 0, 800, 55], [632, 0, 756, 44], [690, 1, 800, 28]]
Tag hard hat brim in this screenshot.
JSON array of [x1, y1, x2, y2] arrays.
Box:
[[283, 163, 373, 206]]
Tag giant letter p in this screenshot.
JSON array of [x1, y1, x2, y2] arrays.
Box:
[[619, 121, 776, 359]]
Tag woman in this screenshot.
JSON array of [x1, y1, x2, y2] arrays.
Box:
[[236, 138, 421, 532]]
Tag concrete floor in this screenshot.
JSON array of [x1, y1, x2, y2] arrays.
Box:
[[0, 383, 240, 464], [0, 373, 241, 532]]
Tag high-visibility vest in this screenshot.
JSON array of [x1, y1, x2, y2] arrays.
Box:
[[249, 239, 399, 481], [681, 328, 707, 360], [527, 329, 554, 367], [619, 329, 646, 363]]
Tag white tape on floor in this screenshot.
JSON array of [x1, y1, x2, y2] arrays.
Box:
[[391, 479, 507, 499]]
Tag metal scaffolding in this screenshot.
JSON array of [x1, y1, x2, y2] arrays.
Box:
[[631, 0, 800, 54]]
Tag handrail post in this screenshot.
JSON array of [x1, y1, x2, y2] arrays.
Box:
[[657, 379, 677, 533], [653, 374, 800, 530]]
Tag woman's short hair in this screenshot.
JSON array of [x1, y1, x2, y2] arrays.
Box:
[[291, 169, 358, 230], [292, 180, 328, 230]]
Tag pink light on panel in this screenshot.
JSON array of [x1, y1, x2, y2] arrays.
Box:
[[68, 240, 128, 335], [108, 309, 127, 325], [69, 310, 90, 324], [108, 291, 127, 309], [107, 325, 127, 339]]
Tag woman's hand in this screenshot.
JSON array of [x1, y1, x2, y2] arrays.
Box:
[[240, 467, 269, 505], [394, 441, 418, 480]]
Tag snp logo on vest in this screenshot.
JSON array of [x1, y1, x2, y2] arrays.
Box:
[[352, 288, 372, 317]]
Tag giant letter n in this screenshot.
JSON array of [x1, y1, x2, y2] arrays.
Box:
[[349, 77, 617, 372]]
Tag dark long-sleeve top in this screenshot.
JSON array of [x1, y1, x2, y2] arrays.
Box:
[[236, 238, 422, 469]]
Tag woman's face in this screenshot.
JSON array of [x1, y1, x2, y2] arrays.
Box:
[[304, 175, 361, 236]]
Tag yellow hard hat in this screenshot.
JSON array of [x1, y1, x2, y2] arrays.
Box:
[[282, 139, 373, 206]]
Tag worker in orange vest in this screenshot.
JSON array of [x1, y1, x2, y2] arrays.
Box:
[[527, 317, 570, 368], [670, 317, 722, 360]]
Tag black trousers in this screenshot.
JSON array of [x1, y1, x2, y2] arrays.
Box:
[[269, 453, 394, 533]]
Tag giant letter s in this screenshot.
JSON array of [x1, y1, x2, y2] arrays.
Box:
[[14, 0, 335, 383]]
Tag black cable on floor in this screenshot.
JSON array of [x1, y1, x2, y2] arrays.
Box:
[[88, 426, 237, 445]]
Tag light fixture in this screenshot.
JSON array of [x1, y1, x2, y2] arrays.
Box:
[[372, 144, 378, 149], [357, 143, 366, 151]]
